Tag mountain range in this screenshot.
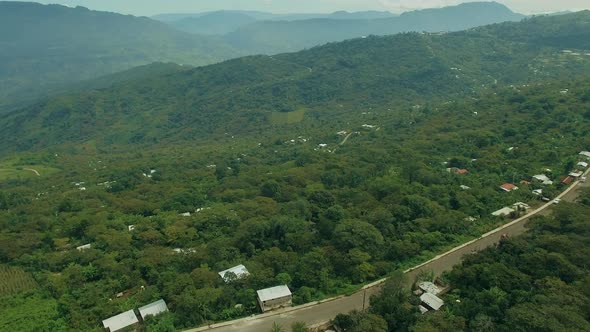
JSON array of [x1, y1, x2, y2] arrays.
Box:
[[0, 1, 525, 112], [2, 11, 590, 156]]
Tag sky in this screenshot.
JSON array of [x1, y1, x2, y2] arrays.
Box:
[[11, 0, 590, 16]]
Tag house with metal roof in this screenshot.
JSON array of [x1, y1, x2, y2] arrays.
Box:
[[491, 207, 515, 217], [218, 264, 250, 283], [418, 281, 442, 295], [102, 310, 139, 332], [138, 299, 168, 321], [420, 292, 444, 312], [256, 285, 292, 312]]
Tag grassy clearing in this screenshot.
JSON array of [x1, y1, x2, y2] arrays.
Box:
[[269, 109, 306, 125]]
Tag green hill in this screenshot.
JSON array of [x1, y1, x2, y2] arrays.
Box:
[[2, 11, 590, 331], [0, 1, 239, 112], [2, 11, 590, 155]]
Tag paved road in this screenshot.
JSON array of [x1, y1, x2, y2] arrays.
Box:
[[187, 173, 589, 332]]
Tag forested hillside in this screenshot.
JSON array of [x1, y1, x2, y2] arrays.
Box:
[[0, 2, 239, 111], [1, 10, 590, 332], [333, 196, 590, 331], [2, 11, 590, 155]]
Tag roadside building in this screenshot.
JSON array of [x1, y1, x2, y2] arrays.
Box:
[[569, 171, 583, 179], [562, 176, 575, 185], [257, 285, 292, 312], [102, 310, 139, 332], [577, 161, 588, 168], [512, 202, 530, 211], [579, 151, 590, 160], [420, 292, 444, 313], [138, 299, 168, 321], [492, 207, 515, 217], [218, 264, 250, 283], [418, 281, 442, 295], [499, 183, 519, 192]]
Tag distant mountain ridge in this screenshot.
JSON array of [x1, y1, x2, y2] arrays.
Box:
[[2, 11, 590, 155], [223, 2, 525, 53], [0, 1, 240, 111]]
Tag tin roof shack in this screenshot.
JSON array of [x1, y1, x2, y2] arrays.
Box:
[[102, 310, 139, 332], [257, 285, 292, 312], [138, 299, 168, 322], [218, 264, 250, 283], [420, 292, 444, 313], [418, 281, 442, 295]]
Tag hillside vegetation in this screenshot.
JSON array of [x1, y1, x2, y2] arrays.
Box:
[[1, 10, 590, 332]]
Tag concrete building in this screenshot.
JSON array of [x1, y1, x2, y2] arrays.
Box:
[[76, 244, 91, 251], [492, 207, 515, 217], [420, 292, 444, 313], [257, 285, 292, 312], [218, 264, 250, 283], [418, 281, 442, 295], [102, 310, 139, 332], [138, 299, 168, 321]]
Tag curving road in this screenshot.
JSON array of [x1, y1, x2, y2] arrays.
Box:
[[186, 172, 589, 332]]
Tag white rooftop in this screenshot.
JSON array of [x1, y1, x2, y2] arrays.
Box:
[[533, 174, 550, 182], [138, 299, 168, 320], [420, 292, 444, 311], [577, 161, 588, 168], [102, 310, 139, 332], [579, 151, 590, 158], [492, 207, 515, 217], [218, 264, 250, 282], [569, 171, 583, 177], [418, 281, 441, 295], [257, 285, 291, 302]]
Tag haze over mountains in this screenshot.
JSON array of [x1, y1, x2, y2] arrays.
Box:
[[1, 1, 524, 112]]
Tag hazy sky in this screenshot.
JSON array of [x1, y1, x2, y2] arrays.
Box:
[[12, 0, 590, 16]]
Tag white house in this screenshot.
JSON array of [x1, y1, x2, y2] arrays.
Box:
[[257, 285, 292, 312], [138, 299, 168, 321], [420, 292, 444, 313], [579, 151, 590, 160], [512, 202, 530, 211], [532, 174, 553, 185], [218, 264, 250, 283], [76, 244, 92, 251], [102, 310, 139, 332], [577, 161, 588, 168], [492, 207, 515, 217], [569, 171, 584, 178]]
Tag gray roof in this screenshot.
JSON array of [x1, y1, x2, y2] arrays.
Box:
[[257, 285, 291, 302], [418, 281, 441, 295], [491, 207, 515, 217], [138, 299, 168, 320], [218, 264, 250, 282], [102, 310, 138, 332], [420, 292, 444, 311]]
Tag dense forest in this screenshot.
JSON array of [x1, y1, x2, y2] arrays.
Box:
[[1, 9, 590, 332], [333, 191, 590, 331]]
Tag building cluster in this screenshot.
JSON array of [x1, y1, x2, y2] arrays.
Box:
[[414, 281, 445, 314], [102, 299, 168, 332]]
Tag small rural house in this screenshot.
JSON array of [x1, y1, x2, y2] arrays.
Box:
[[418, 282, 442, 295], [577, 161, 588, 168], [569, 171, 583, 178], [579, 151, 590, 160], [532, 174, 553, 185], [499, 183, 519, 192], [512, 202, 530, 211], [420, 292, 444, 313], [76, 244, 92, 251], [257, 285, 292, 312], [138, 299, 168, 321], [562, 176, 575, 185], [218, 264, 250, 283], [102, 310, 139, 332], [491, 207, 515, 217]]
